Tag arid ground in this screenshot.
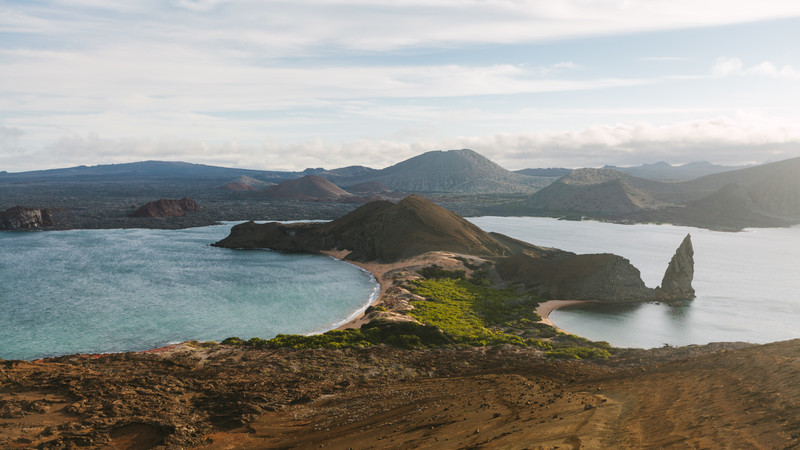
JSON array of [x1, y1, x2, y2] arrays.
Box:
[[2, 339, 798, 449]]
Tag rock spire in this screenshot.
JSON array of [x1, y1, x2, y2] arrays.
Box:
[[656, 233, 695, 301]]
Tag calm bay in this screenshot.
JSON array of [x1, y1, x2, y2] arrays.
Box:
[[0, 223, 378, 360], [470, 217, 800, 349]]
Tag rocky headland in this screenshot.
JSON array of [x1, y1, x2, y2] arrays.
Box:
[[0, 206, 55, 230]]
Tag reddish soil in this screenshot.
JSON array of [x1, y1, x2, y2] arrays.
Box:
[[2, 340, 799, 449]]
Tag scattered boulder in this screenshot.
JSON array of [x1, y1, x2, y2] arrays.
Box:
[[655, 234, 695, 301], [129, 198, 201, 218], [0, 206, 55, 230]]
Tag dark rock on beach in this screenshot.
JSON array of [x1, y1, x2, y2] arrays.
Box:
[[0, 205, 55, 230]]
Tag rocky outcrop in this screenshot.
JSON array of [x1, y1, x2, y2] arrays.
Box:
[[129, 198, 201, 218], [497, 234, 696, 303], [496, 252, 653, 302], [655, 233, 695, 301], [0, 206, 55, 230]]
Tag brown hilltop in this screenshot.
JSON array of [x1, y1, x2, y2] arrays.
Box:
[[214, 195, 510, 262], [518, 168, 667, 216], [129, 198, 201, 218], [258, 175, 350, 200]]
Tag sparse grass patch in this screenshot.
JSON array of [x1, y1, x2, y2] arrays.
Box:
[[407, 278, 548, 347]]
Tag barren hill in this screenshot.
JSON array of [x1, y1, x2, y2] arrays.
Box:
[[219, 175, 272, 191], [341, 149, 549, 194], [129, 198, 201, 218], [258, 175, 351, 200], [516, 169, 667, 215], [214, 195, 511, 261]]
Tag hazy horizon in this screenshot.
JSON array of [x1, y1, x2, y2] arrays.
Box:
[[0, 149, 767, 175], [2, 1, 800, 172]]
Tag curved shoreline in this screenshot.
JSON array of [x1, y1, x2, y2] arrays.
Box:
[[321, 253, 381, 332], [536, 300, 595, 333], [322, 250, 397, 330]]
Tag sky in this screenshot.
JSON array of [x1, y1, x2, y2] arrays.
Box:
[[2, 0, 800, 172]]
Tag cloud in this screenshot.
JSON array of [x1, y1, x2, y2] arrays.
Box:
[[713, 57, 800, 80], [0, 126, 24, 140], [2, 114, 794, 173], [5, 1, 800, 55], [458, 115, 800, 168]]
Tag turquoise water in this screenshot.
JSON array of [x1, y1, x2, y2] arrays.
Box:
[[470, 217, 800, 349], [0, 224, 377, 360], [5, 217, 798, 358]]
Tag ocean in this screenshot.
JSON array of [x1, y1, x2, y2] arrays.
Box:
[[0, 223, 378, 360], [470, 217, 800, 349]]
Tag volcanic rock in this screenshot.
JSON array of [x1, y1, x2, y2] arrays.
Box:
[[0, 206, 55, 230], [129, 198, 201, 218], [655, 233, 695, 301]]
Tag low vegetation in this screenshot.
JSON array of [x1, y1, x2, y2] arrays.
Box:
[[220, 264, 613, 359]]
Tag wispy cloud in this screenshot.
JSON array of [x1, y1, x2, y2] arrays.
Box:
[[713, 57, 800, 80]]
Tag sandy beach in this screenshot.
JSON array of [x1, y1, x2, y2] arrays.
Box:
[[324, 249, 481, 330], [535, 299, 595, 332]]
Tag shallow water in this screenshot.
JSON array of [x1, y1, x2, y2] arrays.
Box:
[[0, 224, 377, 360], [470, 217, 800, 349]]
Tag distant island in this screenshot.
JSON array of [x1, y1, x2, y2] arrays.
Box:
[[3, 149, 799, 232]]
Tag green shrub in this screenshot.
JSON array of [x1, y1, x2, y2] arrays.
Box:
[[418, 265, 466, 280], [545, 347, 611, 360], [407, 278, 544, 347], [221, 337, 245, 346]]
